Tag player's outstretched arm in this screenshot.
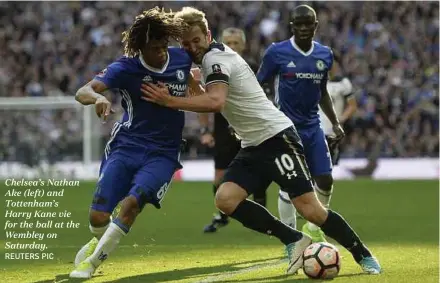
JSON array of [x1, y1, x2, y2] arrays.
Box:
[[75, 80, 109, 105], [141, 82, 226, 113], [340, 95, 358, 123], [337, 78, 357, 123], [76, 80, 114, 121]]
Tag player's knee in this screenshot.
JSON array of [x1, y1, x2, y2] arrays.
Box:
[[89, 210, 111, 227], [118, 196, 141, 226], [292, 192, 328, 225], [314, 174, 333, 191], [215, 182, 247, 215]]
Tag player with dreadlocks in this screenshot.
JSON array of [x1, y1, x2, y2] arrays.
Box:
[[70, 7, 197, 279]]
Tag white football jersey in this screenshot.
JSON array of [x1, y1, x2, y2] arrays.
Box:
[[319, 77, 354, 135], [200, 43, 293, 147]]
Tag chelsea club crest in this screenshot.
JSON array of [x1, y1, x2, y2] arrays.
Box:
[[176, 70, 185, 82], [316, 60, 326, 71]]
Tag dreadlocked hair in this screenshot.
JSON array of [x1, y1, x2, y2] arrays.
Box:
[[122, 6, 186, 57]]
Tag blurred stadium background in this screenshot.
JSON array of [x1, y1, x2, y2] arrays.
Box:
[[0, 1, 438, 179]]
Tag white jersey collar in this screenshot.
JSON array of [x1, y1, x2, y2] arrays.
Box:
[[290, 36, 314, 57], [139, 51, 170, 74]]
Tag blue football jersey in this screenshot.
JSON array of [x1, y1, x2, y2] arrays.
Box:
[[257, 38, 333, 129], [95, 47, 192, 153]]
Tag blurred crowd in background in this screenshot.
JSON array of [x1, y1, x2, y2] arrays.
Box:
[[0, 1, 438, 164]]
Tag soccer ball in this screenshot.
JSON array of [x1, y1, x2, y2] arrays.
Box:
[[302, 242, 341, 279]]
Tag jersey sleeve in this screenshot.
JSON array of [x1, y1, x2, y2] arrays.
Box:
[[341, 78, 354, 98], [94, 62, 124, 90], [201, 51, 232, 87], [256, 44, 278, 83], [328, 48, 334, 72], [322, 48, 335, 83]]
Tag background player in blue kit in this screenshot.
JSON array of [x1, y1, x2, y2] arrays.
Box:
[[69, 7, 195, 279], [257, 5, 345, 242]]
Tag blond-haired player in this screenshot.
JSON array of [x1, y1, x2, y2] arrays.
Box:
[[140, 6, 380, 275], [196, 27, 268, 233]]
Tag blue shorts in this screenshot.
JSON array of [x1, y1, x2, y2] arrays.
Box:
[[91, 146, 181, 213], [298, 126, 332, 176]]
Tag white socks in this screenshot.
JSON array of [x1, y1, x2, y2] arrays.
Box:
[[89, 214, 114, 239], [278, 191, 297, 229], [89, 219, 111, 239], [89, 222, 126, 267]]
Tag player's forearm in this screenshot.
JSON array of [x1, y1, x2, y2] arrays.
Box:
[[319, 94, 339, 125], [75, 86, 106, 105], [340, 100, 357, 123], [168, 93, 223, 113]]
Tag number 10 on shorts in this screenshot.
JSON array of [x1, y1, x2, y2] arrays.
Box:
[[275, 154, 298, 179]]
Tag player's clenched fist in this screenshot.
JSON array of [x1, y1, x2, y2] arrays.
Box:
[[330, 123, 345, 146], [94, 96, 114, 122]]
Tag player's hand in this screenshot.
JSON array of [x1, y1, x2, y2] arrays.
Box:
[[330, 123, 345, 146], [95, 96, 114, 122], [191, 67, 202, 81], [200, 133, 215, 147], [140, 82, 171, 106]]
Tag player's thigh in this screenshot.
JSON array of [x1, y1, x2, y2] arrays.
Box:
[[129, 155, 179, 210], [221, 149, 272, 197], [267, 127, 315, 199], [304, 128, 333, 176], [92, 154, 134, 214]]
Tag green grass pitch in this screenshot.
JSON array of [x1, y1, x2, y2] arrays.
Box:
[[0, 179, 438, 283]]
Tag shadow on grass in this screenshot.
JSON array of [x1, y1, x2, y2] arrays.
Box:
[[221, 272, 366, 282], [32, 257, 284, 283]]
